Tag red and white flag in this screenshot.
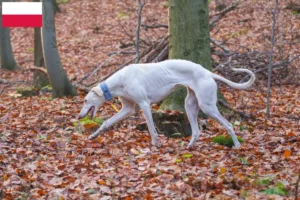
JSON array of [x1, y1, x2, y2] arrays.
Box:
[[2, 2, 42, 27]]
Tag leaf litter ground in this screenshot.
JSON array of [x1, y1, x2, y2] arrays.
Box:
[[0, 0, 299, 199]]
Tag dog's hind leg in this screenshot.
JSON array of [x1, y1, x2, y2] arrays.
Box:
[[201, 106, 241, 148], [195, 80, 241, 148], [88, 97, 135, 140], [185, 88, 201, 148]]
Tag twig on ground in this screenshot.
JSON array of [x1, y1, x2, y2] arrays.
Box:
[[135, 0, 147, 63], [218, 99, 254, 119], [142, 24, 168, 29], [0, 79, 9, 84], [266, 0, 279, 119], [27, 67, 48, 74], [108, 51, 136, 56]]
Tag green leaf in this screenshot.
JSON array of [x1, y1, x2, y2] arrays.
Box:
[[88, 188, 95, 194], [256, 175, 275, 185], [117, 12, 128, 19], [261, 181, 287, 196], [183, 153, 193, 158], [180, 141, 185, 147], [175, 159, 182, 163]]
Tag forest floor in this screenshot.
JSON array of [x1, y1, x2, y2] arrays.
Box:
[[0, 0, 300, 199]]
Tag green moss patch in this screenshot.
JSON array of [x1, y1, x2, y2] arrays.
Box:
[[212, 135, 244, 148], [74, 116, 103, 129], [17, 87, 39, 97]]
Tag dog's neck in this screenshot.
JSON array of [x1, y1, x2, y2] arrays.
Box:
[[103, 74, 123, 97]]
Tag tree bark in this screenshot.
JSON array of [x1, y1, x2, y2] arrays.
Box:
[[34, 27, 50, 88], [33, 0, 49, 88], [41, 0, 77, 98], [0, 0, 18, 71], [160, 0, 213, 112]]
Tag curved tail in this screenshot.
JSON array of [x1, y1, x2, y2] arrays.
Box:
[[212, 68, 255, 90]]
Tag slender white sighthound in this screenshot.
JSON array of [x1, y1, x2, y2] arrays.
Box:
[[78, 60, 255, 148]]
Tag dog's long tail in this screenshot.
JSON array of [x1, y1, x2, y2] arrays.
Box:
[[212, 68, 255, 90]]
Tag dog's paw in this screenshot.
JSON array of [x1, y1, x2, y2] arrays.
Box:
[[233, 144, 241, 149], [153, 140, 163, 148], [88, 134, 97, 140]]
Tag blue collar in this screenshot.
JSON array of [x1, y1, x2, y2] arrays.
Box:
[[100, 82, 113, 101]]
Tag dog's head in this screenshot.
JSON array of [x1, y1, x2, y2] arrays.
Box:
[[78, 87, 106, 120]]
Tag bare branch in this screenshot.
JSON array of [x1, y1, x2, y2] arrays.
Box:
[[266, 0, 279, 119], [77, 46, 133, 84], [87, 39, 159, 87], [210, 0, 243, 29], [214, 56, 232, 72], [135, 0, 147, 63], [210, 38, 230, 52]]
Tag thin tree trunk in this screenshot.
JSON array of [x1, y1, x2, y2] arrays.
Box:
[[160, 0, 213, 112], [41, 0, 77, 98], [0, 0, 18, 71], [266, 0, 278, 119], [33, 0, 49, 88], [34, 27, 50, 88]]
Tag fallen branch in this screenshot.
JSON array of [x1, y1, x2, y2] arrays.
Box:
[[27, 67, 48, 74], [211, 38, 230, 52], [239, 55, 300, 83], [145, 36, 168, 63], [108, 51, 135, 56], [218, 99, 254, 119], [142, 24, 168, 29], [151, 44, 168, 63], [214, 56, 232, 72], [0, 79, 9, 84]]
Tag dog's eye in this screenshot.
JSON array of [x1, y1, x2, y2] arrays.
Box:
[[84, 99, 87, 103]]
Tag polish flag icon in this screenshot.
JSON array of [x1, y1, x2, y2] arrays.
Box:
[[2, 2, 42, 27]]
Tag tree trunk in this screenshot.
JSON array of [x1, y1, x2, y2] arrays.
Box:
[[160, 0, 212, 112], [0, 0, 18, 71], [41, 0, 77, 98]]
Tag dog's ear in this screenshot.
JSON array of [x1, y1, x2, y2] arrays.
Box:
[[91, 87, 103, 97]]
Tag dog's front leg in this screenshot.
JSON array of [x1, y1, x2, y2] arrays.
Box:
[[138, 102, 159, 146], [88, 98, 135, 140]]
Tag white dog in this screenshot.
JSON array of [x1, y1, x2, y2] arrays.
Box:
[[78, 60, 255, 148]]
